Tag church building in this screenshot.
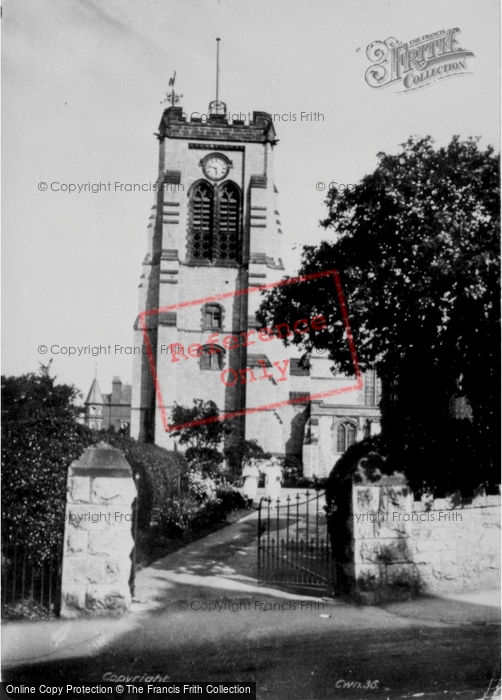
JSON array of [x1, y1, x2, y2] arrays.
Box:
[[130, 95, 381, 477]]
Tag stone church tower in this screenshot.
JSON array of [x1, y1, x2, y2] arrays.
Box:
[[131, 97, 381, 474], [131, 100, 285, 454]]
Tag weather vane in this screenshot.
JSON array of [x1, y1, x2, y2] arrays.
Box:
[[161, 72, 183, 107]]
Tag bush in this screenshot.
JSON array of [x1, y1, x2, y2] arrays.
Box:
[[149, 482, 245, 541], [2, 366, 94, 564], [153, 494, 202, 539], [216, 486, 246, 515], [92, 430, 190, 531], [185, 446, 226, 479]]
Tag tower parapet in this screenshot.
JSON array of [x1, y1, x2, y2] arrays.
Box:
[[157, 106, 277, 144]]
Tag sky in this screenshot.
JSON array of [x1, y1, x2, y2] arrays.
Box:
[[2, 0, 500, 400]]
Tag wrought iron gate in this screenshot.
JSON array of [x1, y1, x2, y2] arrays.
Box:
[[257, 491, 335, 594]]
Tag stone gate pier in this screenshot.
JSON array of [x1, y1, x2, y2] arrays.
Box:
[[60, 442, 137, 617]]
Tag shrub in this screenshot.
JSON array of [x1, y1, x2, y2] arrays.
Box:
[[187, 470, 218, 503], [2, 365, 94, 564], [185, 446, 226, 479], [215, 485, 246, 515], [153, 494, 202, 539], [92, 429, 190, 531]]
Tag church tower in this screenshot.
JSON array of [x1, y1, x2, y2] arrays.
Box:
[[130, 92, 285, 452]]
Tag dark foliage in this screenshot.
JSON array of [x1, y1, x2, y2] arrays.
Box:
[[2, 363, 93, 563], [91, 429, 190, 530], [258, 136, 500, 494]]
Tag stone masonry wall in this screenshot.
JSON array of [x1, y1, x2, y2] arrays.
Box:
[[349, 480, 500, 602], [61, 443, 137, 618], [410, 494, 500, 592]]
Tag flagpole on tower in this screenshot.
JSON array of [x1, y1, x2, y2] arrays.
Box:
[[216, 38, 220, 103], [209, 38, 225, 116]]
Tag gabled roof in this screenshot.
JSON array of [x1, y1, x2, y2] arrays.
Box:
[[102, 384, 132, 405], [85, 378, 104, 405]]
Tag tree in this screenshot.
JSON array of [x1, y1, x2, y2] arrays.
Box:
[[258, 136, 500, 494], [225, 438, 271, 473], [171, 399, 229, 476], [2, 363, 93, 559]]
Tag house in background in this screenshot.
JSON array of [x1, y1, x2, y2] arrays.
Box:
[[84, 376, 131, 432]]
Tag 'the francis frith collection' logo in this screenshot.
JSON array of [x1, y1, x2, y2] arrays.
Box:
[[365, 28, 474, 92]]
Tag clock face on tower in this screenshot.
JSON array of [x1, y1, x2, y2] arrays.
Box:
[[202, 154, 229, 181]]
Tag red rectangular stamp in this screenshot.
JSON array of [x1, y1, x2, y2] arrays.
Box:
[[139, 269, 362, 432]]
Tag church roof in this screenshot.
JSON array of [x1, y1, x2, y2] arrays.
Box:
[[85, 378, 104, 405]]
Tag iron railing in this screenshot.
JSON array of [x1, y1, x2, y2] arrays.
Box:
[[1, 542, 63, 619]]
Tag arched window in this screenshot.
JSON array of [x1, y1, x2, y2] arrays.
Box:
[[215, 182, 240, 261], [336, 421, 357, 453], [203, 303, 223, 330], [188, 180, 241, 263], [200, 344, 225, 371], [189, 181, 214, 261]]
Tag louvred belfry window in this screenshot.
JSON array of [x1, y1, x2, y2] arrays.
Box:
[[216, 182, 239, 261], [188, 180, 241, 263], [190, 181, 214, 261]]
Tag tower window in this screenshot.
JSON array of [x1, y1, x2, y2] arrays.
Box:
[[203, 304, 223, 330], [215, 182, 239, 261], [200, 345, 224, 371], [189, 181, 214, 261], [336, 421, 357, 453], [188, 181, 241, 263]]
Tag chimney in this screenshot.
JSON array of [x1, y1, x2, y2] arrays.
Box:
[[112, 376, 122, 404]]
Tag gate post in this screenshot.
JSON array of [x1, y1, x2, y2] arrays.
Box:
[[351, 474, 415, 603], [60, 442, 137, 618], [327, 452, 417, 603]]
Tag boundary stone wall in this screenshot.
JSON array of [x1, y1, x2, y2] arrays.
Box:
[[61, 442, 137, 618], [332, 475, 500, 603]]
